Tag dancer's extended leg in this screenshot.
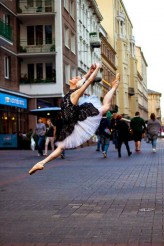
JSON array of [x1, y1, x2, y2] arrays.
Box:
[[101, 73, 120, 115], [29, 146, 64, 175]]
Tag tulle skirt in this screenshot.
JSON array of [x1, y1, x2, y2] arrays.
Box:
[[56, 95, 102, 149]]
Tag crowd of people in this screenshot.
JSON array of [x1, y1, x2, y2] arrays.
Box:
[[95, 111, 162, 158]]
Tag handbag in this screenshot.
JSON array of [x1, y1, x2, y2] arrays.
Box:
[[30, 137, 36, 151], [104, 128, 111, 138], [128, 129, 133, 141]]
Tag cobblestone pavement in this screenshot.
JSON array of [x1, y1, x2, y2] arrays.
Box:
[[0, 139, 164, 246]]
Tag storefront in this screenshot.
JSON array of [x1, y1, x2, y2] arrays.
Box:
[[0, 91, 29, 149]]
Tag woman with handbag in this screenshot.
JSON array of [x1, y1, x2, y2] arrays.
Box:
[[147, 113, 161, 152], [97, 115, 111, 158]]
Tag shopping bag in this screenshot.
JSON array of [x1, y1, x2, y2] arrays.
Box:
[[31, 137, 36, 151]]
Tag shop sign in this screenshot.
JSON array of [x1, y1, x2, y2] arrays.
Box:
[[0, 92, 27, 109], [0, 134, 17, 148]]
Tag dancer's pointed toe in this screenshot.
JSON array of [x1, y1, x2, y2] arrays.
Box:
[[29, 163, 44, 175]]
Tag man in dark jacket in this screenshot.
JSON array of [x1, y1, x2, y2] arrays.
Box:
[[115, 115, 132, 158], [130, 111, 146, 152]]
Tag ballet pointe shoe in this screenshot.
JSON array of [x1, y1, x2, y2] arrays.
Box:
[[29, 163, 44, 175]]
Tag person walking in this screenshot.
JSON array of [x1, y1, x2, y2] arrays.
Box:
[[29, 64, 120, 175], [34, 118, 46, 156], [147, 113, 161, 152], [97, 114, 111, 158], [115, 115, 132, 158], [130, 111, 146, 152], [44, 119, 56, 156]]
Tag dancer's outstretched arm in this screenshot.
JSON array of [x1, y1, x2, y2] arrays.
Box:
[[101, 73, 120, 115], [71, 63, 100, 105]]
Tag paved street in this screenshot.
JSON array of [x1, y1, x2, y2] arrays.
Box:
[[0, 139, 164, 246]]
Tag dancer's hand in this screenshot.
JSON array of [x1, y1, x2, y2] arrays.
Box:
[[89, 64, 96, 74], [95, 63, 101, 69], [112, 73, 120, 89], [116, 73, 120, 81]]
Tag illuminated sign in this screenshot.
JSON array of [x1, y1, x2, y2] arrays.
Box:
[[0, 92, 27, 109]]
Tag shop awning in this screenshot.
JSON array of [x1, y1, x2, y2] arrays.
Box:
[[29, 107, 61, 117]]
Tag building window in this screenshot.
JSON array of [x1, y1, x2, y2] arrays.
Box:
[[65, 64, 70, 85], [64, 26, 69, 48], [70, 0, 75, 18], [71, 67, 76, 78], [71, 32, 75, 53], [36, 0, 42, 12], [27, 26, 34, 45], [28, 64, 34, 81], [64, 0, 69, 11], [45, 25, 52, 44], [27, 0, 34, 7], [45, 0, 52, 12], [3, 14, 10, 25], [46, 63, 52, 80], [4, 56, 10, 79], [36, 63, 43, 80], [36, 25, 43, 45]]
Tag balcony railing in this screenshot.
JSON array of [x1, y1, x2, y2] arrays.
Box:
[[17, 0, 54, 14], [0, 19, 12, 42], [20, 76, 56, 84], [18, 39, 55, 53]]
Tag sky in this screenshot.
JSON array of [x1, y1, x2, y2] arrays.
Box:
[[123, 0, 164, 119]]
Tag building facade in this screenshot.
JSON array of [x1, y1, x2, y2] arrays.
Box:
[[100, 25, 118, 112], [0, 0, 78, 148], [96, 0, 148, 119], [0, 1, 30, 148], [135, 46, 148, 120], [76, 0, 103, 97], [148, 89, 161, 121]]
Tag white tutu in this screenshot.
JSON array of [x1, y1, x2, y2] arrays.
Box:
[[56, 95, 102, 149]]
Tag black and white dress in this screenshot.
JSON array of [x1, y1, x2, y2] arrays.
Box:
[[55, 89, 102, 149]]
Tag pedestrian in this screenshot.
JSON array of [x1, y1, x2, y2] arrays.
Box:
[[44, 119, 56, 156], [115, 115, 132, 158], [34, 117, 46, 156], [130, 111, 146, 152], [97, 114, 111, 158], [147, 113, 161, 152], [29, 64, 120, 174]]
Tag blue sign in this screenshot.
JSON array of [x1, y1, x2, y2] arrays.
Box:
[[0, 134, 17, 148], [0, 92, 27, 109]]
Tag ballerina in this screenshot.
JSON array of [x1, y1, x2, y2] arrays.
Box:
[[29, 63, 120, 175]]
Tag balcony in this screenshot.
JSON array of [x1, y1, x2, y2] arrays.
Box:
[[117, 11, 125, 22], [128, 87, 135, 96], [17, 0, 55, 14], [18, 39, 55, 55], [129, 35, 135, 44], [0, 19, 13, 45], [20, 74, 56, 84], [89, 32, 101, 49]]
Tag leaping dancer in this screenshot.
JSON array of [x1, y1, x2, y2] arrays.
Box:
[[29, 63, 120, 175]]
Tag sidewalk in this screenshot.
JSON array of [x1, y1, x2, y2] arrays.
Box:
[[0, 138, 164, 246]]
